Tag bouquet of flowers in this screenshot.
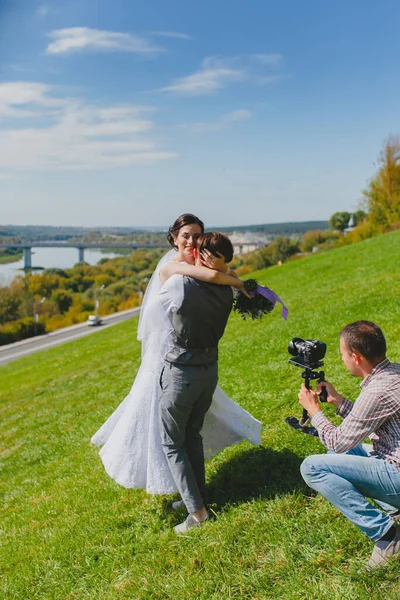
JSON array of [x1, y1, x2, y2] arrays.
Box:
[[233, 278, 288, 321]]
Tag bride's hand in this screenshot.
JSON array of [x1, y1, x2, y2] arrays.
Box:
[[238, 280, 252, 298], [200, 250, 228, 272]]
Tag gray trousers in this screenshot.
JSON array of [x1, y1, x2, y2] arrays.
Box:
[[159, 361, 218, 513]]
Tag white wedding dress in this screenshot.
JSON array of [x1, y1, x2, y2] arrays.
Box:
[[91, 250, 262, 494]]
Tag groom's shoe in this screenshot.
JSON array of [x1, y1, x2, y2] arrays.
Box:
[[174, 513, 209, 534]]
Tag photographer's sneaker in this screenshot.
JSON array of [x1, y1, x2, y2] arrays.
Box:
[[171, 500, 185, 511], [366, 526, 400, 570], [174, 513, 209, 534]]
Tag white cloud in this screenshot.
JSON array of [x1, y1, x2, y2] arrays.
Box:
[[149, 31, 192, 41], [36, 5, 50, 18], [0, 82, 66, 118], [161, 54, 284, 96], [160, 57, 245, 95], [46, 27, 164, 55], [0, 82, 177, 170], [9, 64, 38, 74], [183, 109, 253, 133], [252, 53, 283, 67], [257, 74, 287, 85]]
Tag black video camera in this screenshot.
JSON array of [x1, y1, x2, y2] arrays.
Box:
[[288, 337, 326, 370], [286, 337, 328, 436]]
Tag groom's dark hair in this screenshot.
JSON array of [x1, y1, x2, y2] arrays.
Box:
[[197, 232, 234, 263]]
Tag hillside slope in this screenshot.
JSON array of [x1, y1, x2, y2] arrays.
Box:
[[1, 230, 400, 600]]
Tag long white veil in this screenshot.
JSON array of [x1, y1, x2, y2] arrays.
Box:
[[137, 248, 184, 369], [138, 248, 176, 347]]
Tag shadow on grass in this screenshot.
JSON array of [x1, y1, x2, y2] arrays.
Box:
[[207, 446, 309, 509]]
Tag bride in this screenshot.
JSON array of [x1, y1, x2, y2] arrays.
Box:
[[91, 214, 262, 495]]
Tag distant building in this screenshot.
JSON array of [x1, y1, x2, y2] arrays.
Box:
[[344, 214, 355, 235]]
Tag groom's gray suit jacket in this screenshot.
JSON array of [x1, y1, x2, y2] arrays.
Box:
[[164, 275, 233, 366]]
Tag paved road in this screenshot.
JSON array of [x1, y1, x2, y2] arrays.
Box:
[[0, 307, 141, 367]]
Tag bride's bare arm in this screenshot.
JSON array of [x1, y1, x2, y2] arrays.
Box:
[[160, 261, 246, 291]]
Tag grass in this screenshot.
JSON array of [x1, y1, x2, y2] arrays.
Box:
[[1, 229, 400, 599], [0, 252, 23, 264]]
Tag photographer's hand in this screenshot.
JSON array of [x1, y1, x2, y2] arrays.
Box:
[[298, 384, 321, 417], [317, 381, 344, 409]]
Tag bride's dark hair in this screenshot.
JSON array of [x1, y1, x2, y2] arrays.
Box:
[[167, 213, 205, 248]]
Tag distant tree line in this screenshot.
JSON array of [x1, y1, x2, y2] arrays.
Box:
[[220, 221, 329, 236], [0, 221, 331, 242], [0, 225, 156, 240]]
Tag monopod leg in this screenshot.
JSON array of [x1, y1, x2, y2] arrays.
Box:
[[299, 375, 311, 426]]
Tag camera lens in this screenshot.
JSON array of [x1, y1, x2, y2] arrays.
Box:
[[288, 337, 305, 357]]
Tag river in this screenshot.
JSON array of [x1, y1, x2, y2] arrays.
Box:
[[0, 247, 123, 286]]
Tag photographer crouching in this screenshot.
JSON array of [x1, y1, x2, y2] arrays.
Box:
[[298, 321, 400, 569]]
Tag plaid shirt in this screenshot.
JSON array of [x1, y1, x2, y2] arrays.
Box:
[[311, 359, 400, 469]]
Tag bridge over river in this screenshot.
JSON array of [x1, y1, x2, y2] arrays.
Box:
[[0, 241, 264, 270]]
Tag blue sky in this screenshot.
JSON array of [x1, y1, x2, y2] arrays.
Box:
[[1, 0, 400, 228]]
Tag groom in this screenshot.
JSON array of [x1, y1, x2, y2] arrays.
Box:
[[158, 232, 236, 533]]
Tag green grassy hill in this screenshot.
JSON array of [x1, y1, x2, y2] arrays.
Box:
[[1, 230, 400, 599]]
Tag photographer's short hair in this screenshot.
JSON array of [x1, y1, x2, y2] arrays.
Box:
[[197, 232, 234, 264], [340, 321, 386, 362]]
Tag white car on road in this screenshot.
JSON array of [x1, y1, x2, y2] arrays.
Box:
[[87, 315, 102, 326]]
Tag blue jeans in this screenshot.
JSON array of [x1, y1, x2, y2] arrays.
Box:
[[301, 444, 400, 541]]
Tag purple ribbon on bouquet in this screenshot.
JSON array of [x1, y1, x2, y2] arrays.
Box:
[[251, 285, 288, 320]]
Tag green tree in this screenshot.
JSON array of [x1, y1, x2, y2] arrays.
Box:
[[352, 210, 367, 226], [0, 286, 22, 324], [300, 230, 325, 252], [300, 229, 341, 253], [363, 136, 400, 229], [52, 289, 74, 313], [268, 237, 300, 263], [329, 211, 351, 231]]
